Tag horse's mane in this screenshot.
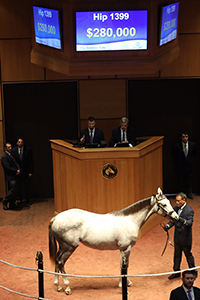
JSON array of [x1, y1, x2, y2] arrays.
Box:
[[109, 196, 152, 216]]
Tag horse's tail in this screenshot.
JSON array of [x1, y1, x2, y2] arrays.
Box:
[[49, 217, 57, 262]]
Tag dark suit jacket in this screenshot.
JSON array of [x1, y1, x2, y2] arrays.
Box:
[[170, 286, 200, 300], [79, 127, 105, 145], [1, 151, 20, 181], [172, 140, 196, 173], [12, 146, 33, 178], [109, 126, 136, 147], [167, 204, 194, 246]]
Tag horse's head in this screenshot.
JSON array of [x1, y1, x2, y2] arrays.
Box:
[[154, 187, 179, 221]]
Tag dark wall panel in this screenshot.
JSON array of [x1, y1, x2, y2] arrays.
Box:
[[3, 82, 78, 198], [128, 79, 200, 194]]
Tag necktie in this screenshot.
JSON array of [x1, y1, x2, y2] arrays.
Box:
[[184, 144, 188, 157], [187, 290, 192, 300], [19, 148, 23, 161], [90, 129, 93, 144], [122, 131, 125, 142]]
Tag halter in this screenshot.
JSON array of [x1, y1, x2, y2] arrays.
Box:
[[156, 198, 174, 218]]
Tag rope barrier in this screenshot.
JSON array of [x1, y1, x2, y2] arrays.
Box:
[[0, 257, 199, 300], [0, 284, 50, 300], [0, 259, 38, 272], [0, 259, 199, 279], [35, 266, 200, 278]]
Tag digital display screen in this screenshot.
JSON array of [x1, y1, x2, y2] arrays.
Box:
[[159, 2, 179, 46], [33, 6, 61, 49], [76, 10, 148, 51]]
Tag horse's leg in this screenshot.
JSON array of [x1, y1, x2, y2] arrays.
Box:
[[57, 243, 78, 295], [119, 245, 133, 287], [54, 248, 64, 292]]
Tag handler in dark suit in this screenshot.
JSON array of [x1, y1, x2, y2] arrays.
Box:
[[164, 192, 195, 280], [12, 137, 33, 205], [109, 117, 136, 147], [79, 116, 105, 145], [172, 131, 196, 199], [1, 142, 21, 210], [169, 270, 200, 300]]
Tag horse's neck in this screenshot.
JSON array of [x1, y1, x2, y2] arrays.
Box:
[[128, 202, 155, 229]]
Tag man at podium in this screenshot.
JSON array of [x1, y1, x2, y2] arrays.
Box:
[[79, 116, 105, 146], [109, 117, 136, 147]]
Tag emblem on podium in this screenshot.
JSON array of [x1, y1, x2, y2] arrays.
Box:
[[102, 163, 118, 179]]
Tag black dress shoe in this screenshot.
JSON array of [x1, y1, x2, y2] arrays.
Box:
[[168, 273, 181, 280], [187, 193, 194, 199], [2, 200, 8, 210], [9, 203, 21, 210]]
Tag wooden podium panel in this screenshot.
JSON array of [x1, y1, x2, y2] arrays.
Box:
[[50, 136, 164, 237]]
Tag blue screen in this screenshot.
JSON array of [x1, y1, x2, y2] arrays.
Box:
[[33, 6, 61, 49], [159, 2, 179, 46], [76, 10, 148, 51]]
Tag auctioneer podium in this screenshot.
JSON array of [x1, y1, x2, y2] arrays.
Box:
[[50, 136, 164, 237]]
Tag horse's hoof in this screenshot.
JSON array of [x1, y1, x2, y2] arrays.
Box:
[[65, 288, 72, 295], [127, 281, 133, 287], [57, 286, 63, 292]]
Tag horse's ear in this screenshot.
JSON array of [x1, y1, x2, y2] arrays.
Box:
[[157, 187, 163, 195]]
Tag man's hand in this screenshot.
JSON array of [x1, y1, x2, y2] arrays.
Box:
[[80, 135, 85, 142], [163, 224, 170, 231], [179, 217, 186, 224]]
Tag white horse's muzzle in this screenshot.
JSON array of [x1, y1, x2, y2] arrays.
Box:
[[170, 210, 179, 221]]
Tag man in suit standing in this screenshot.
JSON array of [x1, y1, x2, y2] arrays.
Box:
[[172, 131, 196, 199], [169, 270, 200, 300], [164, 192, 195, 280], [79, 116, 105, 145], [1, 142, 21, 210], [109, 117, 136, 147], [12, 137, 33, 205]]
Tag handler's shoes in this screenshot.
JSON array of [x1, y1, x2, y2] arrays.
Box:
[[2, 200, 8, 210], [168, 273, 180, 280]]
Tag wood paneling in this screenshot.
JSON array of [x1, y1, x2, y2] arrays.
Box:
[[117, 72, 160, 79], [160, 35, 200, 77], [79, 80, 126, 119], [179, 0, 200, 34], [0, 40, 45, 82], [0, 0, 32, 39], [46, 69, 88, 80], [50, 137, 164, 236], [0, 84, 2, 121]]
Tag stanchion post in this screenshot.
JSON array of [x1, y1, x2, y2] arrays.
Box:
[[121, 257, 128, 300], [36, 251, 44, 299]]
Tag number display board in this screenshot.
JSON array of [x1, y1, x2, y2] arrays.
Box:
[[33, 6, 62, 49], [76, 10, 148, 51], [159, 2, 179, 46]]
